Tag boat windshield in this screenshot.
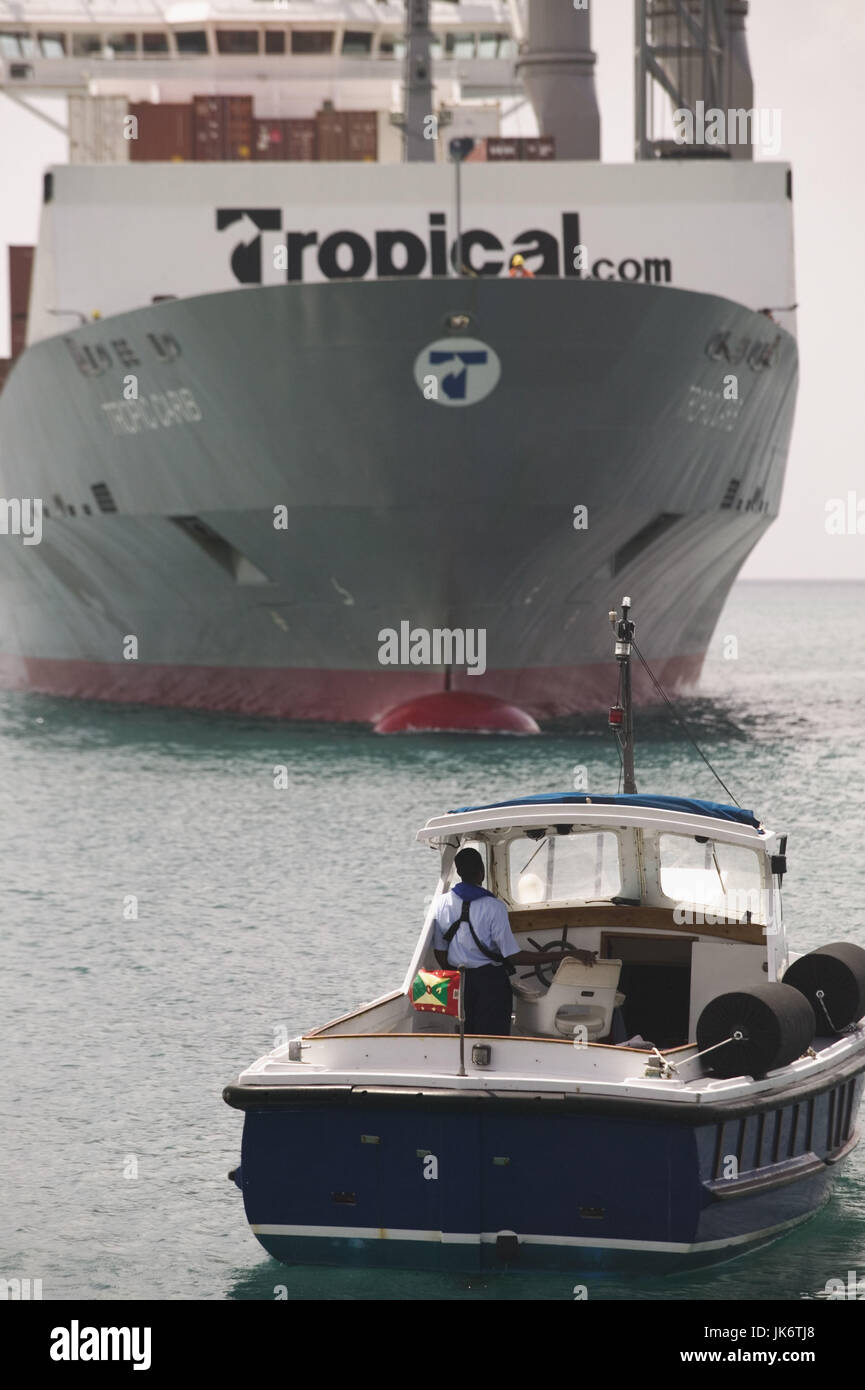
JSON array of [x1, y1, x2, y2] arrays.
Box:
[[506, 830, 621, 905], [658, 833, 767, 923]]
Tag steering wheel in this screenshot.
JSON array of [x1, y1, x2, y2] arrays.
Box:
[[519, 927, 574, 989]]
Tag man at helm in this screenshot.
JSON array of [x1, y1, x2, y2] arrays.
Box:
[[509, 253, 535, 279], [433, 847, 595, 1036]]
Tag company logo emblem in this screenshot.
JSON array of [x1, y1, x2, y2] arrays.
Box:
[[414, 337, 501, 407]]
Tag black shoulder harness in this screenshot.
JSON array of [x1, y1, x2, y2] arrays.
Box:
[[443, 899, 512, 972]]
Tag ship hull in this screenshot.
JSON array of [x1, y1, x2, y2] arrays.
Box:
[[0, 277, 797, 724], [227, 1066, 862, 1272]]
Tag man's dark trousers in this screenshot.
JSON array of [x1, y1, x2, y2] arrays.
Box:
[[463, 964, 513, 1035]]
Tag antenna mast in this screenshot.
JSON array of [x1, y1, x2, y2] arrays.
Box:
[[609, 598, 637, 794]]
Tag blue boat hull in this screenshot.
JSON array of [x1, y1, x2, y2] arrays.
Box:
[[227, 1071, 863, 1271]]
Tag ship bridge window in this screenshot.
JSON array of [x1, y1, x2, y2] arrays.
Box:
[[175, 30, 209, 55], [342, 31, 372, 56], [378, 34, 406, 60], [105, 33, 137, 57], [507, 831, 621, 906], [142, 33, 169, 56], [479, 32, 510, 59], [217, 30, 259, 55], [658, 835, 766, 924], [291, 30, 334, 55], [446, 33, 477, 59], [72, 33, 103, 57], [38, 33, 67, 57], [264, 30, 286, 55], [0, 32, 36, 58]]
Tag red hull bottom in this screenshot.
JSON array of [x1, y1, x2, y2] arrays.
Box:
[[0, 652, 706, 729]]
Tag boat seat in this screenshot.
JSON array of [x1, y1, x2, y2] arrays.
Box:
[[511, 975, 545, 1001], [515, 957, 624, 1040]]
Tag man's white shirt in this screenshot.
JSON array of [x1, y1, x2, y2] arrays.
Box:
[[432, 889, 519, 969]]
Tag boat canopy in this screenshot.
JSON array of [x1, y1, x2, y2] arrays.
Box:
[[448, 793, 761, 830]]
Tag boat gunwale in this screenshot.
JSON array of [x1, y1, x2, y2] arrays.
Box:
[[223, 1032, 865, 1122]]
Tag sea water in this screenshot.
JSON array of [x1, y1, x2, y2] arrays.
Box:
[[2, 580, 864, 1301]]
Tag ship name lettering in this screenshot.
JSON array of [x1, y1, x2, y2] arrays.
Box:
[[101, 389, 202, 436], [216, 208, 674, 286], [681, 384, 742, 432]]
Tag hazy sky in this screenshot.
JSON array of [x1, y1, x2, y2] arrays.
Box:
[[0, 0, 863, 579]]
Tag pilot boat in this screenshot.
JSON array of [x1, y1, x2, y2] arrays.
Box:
[[224, 601, 865, 1270]]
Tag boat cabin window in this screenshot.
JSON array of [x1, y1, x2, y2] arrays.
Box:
[[445, 838, 489, 887], [658, 834, 766, 923], [507, 831, 621, 906]]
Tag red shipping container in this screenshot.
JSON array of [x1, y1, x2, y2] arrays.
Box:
[[317, 107, 346, 160], [129, 103, 193, 161], [285, 118, 317, 160], [193, 95, 225, 159], [225, 94, 253, 160], [252, 118, 287, 160], [9, 246, 34, 359], [345, 110, 377, 161], [193, 95, 253, 160]]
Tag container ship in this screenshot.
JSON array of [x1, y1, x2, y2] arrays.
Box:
[[0, 1, 798, 731]]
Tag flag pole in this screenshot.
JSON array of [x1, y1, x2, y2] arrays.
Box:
[[457, 968, 466, 1076]]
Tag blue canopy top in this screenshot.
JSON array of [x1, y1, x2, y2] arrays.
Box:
[[448, 792, 761, 830]]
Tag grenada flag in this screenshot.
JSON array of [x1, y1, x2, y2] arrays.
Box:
[[411, 969, 461, 1016]]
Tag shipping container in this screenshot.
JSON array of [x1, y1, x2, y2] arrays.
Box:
[[9, 246, 34, 359], [286, 118, 318, 161], [193, 96, 226, 160], [345, 110, 377, 161], [68, 95, 130, 164], [129, 103, 193, 162], [252, 118, 287, 161], [252, 116, 319, 161], [225, 95, 253, 160], [316, 107, 377, 160], [193, 95, 253, 160], [317, 107, 347, 160]]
